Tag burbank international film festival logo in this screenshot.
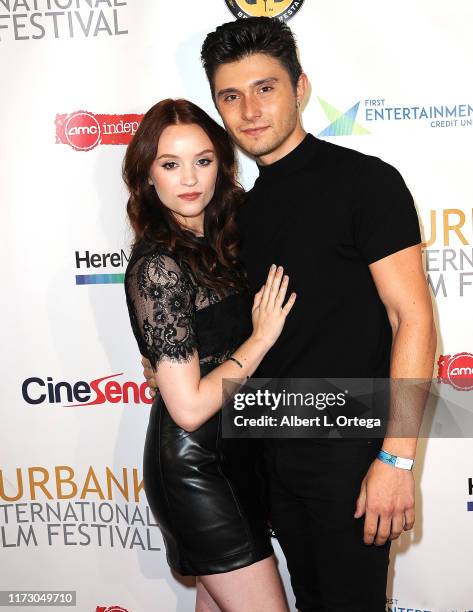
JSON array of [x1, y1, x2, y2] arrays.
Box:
[[0, 0, 129, 42], [55, 111, 143, 151], [224, 0, 304, 21]]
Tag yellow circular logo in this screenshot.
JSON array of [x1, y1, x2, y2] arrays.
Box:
[[224, 0, 305, 22]]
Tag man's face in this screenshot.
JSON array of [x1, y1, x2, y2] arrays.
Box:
[[213, 53, 302, 160]]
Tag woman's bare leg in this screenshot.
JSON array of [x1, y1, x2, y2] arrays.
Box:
[[199, 555, 289, 612], [195, 577, 221, 612]]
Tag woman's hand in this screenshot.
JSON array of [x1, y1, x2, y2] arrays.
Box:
[[251, 264, 296, 350]]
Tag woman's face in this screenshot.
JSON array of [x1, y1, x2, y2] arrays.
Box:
[[148, 123, 218, 233]]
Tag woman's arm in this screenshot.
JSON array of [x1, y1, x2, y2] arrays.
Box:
[[127, 256, 295, 432]]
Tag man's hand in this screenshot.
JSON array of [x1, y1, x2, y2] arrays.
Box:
[[354, 458, 415, 546], [141, 355, 158, 397]]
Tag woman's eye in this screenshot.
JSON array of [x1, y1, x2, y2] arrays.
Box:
[[196, 158, 212, 166], [162, 161, 177, 170]]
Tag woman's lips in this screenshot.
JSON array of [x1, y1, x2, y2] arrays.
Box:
[[178, 192, 202, 201]]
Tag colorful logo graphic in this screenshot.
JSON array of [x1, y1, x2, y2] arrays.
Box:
[[22, 374, 153, 406], [75, 249, 129, 285], [317, 98, 370, 137], [224, 0, 305, 21], [437, 352, 473, 391], [76, 273, 125, 285], [55, 111, 143, 151], [96, 607, 129, 612]]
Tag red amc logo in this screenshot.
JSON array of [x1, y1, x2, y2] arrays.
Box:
[[56, 110, 143, 151], [96, 607, 129, 612], [437, 352, 473, 391]]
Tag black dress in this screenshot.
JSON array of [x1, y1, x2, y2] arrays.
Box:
[[124, 241, 273, 576]]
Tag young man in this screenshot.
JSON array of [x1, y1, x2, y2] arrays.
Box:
[[144, 17, 437, 611]]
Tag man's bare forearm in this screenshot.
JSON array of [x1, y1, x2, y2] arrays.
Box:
[[381, 314, 437, 458]]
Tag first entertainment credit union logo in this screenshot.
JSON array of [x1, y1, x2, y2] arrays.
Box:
[[224, 0, 305, 21], [55, 111, 143, 151]]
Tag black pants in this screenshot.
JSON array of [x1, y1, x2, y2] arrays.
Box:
[[262, 438, 390, 612]]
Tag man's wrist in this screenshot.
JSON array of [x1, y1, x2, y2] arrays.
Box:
[[376, 449, 414, 470]]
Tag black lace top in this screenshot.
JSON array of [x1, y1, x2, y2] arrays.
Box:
[[124, 241, 253, 376]]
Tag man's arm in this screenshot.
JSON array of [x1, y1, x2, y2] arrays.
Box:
[[354, 243, 437, 545]]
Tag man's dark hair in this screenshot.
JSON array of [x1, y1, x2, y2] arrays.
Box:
[[201, 17, 303, 98]]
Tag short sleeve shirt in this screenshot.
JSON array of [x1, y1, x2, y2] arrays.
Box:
[[237, 133, 422, 378]]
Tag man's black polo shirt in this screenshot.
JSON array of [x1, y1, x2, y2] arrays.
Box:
[[237, 133, 422, 379]]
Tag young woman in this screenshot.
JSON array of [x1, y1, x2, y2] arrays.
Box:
[[122, 98, 296, 612]]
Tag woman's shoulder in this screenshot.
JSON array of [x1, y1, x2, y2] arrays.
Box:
[[125, 242, 193, 291], [127, 241, 181, 272]]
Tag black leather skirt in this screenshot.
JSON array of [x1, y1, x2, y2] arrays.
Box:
[[142, 395, 273, 576]]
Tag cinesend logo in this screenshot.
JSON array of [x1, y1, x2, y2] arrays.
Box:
[[56, 111, 142, 151], [22, 374, 152, 406], [75, 250, 129, 285]]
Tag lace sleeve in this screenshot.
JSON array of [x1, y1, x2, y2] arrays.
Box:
[[124, 250, 198, 370]]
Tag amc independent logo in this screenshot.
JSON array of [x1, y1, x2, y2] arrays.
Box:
[[55, 111, 143, 151], [225, 0, 305, 21], [96, 606, 129, 612], [437, 352, 473, 390]]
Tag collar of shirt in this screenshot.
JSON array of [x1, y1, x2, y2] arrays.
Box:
[[255, 132, 320, 184]]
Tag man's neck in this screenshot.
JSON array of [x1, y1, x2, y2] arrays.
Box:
[[256, 126, 307, 167]]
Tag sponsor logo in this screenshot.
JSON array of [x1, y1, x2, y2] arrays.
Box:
[[0, 465, 160, 553], [75, 249, 129, 285], [386, 600, 432, 612], [422, 208, 473, 298], [317, 98, 473, 136], [224, 0, 304, 21], [21, 374, 153, 406], [437, 353, 473, 391], [364, 98, 473, 129], [468, 478, 473, 512], [317, 98, 369, 137], [0, 1, 128, 42], [56, 111, 143, 151], [96, 607, 129, 612]]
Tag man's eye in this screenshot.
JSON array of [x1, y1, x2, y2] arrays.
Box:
[[196, 158, 212, 166], [224, 94, 238, 102], [260, 86, 273, 93], [162, 161, 177, 169]]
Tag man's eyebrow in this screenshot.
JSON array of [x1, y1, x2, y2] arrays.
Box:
[[216, 77, 279, 98], [156, 149, 214, 160]]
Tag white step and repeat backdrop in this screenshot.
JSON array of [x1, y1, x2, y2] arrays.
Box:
[[1, 1, 472, 610]]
